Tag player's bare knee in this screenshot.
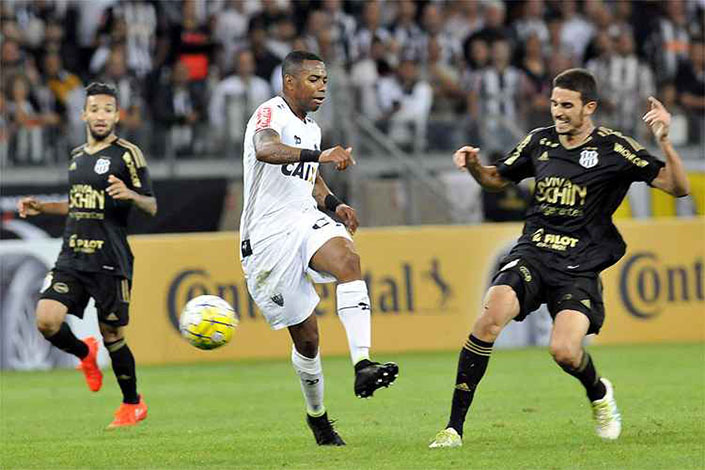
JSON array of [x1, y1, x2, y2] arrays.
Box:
[[36, 315, 60, 337], [35, 309, 63, 337], [336, 250, 361, 282], [99, 324, 122, 343], [296, 336, 319, 358], [550, 343, 580, 368]]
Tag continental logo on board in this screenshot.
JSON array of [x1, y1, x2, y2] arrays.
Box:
[[535, 177, 587, 207], [166, 260, 454, 332], [614, 143, 649, 168], [531, 228, 579, 251], [619, 252, 704, 319], [69, 184, 104, 210]]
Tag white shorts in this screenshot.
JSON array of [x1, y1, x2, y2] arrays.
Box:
[[241, 209, 352, 330]]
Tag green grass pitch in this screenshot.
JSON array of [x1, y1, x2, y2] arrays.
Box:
[[2, 343, 703, 470]]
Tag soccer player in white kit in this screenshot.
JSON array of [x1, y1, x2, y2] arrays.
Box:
[[240, 51, 399, 446]]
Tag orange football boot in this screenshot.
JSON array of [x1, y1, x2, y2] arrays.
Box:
[[107, 396, 148, 429], [79, 337, 103, 392]]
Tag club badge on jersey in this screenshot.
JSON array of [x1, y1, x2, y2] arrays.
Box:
[[94, 157, 111, 174], [579, 149, 599, 169]]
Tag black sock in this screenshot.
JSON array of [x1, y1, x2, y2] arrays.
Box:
[[447, 335, 494, 436], [560, 350, 606, 402], [105, 339, 139, 404], [46, 323, 89, 359]]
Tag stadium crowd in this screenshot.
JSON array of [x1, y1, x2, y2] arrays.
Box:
[[1, 0, 703, 166]]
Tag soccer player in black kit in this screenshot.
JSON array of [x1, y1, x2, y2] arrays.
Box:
[[429, 69, 690, 448], [17, 83, 157, 429]]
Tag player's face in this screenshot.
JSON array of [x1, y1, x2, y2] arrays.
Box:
[[293, 61, 327, 112], [82, 94, 119, 141], [550, 87, 595, 135]]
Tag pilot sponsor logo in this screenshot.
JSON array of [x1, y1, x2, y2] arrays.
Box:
[[531, 228, 579, 252], [69, 234, 105, 253]]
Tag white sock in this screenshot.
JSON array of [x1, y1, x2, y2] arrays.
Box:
[[291, 346, 325, 417], [336, 280, 371, 365]]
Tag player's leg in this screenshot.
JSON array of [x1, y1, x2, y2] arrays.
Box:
[[288, 314, 344, 446], [101, 322, 148, 429], [310, 236, 398, 398], [36, 271, 102, 391], [92, 275, 146, 428], [431, 257, 542, 448], [550, 309, 620, 440], [429, 285, 520, 448]]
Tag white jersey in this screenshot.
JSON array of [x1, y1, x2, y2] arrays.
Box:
[[240, 96, 322, 245]]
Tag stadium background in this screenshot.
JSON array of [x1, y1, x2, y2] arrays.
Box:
[[0, 0, 703, 366]]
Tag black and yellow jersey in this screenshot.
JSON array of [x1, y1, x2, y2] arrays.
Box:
[[55, 137, 154, 279], [497, 125, 665, 274]]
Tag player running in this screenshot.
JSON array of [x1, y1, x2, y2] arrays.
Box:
[[240, 51, 398, 446], [429, 68, 689, 448], [18, 82, 157, 429]]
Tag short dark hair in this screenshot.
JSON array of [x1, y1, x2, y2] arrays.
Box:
[[85, 82, 119, 106], [282, 50, 324, 79], [552, 68, 598, 104]]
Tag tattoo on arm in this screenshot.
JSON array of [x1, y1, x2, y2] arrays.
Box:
[[253, 129, 303, 164]]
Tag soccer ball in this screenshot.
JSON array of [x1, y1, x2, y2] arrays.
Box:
[[179, 295, 238, 350]]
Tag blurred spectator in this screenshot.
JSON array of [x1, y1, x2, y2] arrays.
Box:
[[468, 38, 530, 151], [676, 40, 705, 145], [209, 49, 272, 147], [513, 0, 549, 47], [443, 0, 483, 45], [267, 16, 297, 60], [247, 23, 281, 82], [350, 36, 390, 120], [559, 0, 594, 63], [520, 33, 550, 128], [466, 0, 511, 45], [321, 0, 357, 63], [212, 0, 250, 72], [169, 0, 215, 84], [99, 47, 145, 141], [101, 0, 159, 78], [419, 3, 462, 66], [2, 39, 28, 80], [153, 62, 205, 156], [603, 29, 654, 137], [423, 37, 464, 150], [6, 74, 58, 165], [43, 18, 80, 74], [389, 0, 424, 61], [646, 0, 690, 82], [349, 1, 391, 62], [43, 50, 84, 145], [377, 59, 432, 151]]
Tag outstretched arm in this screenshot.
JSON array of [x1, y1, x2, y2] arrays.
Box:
[[17, 197, 68, 217], [254, 129, 356, 170], [643, 97, 690, 197], [314, 173, 359, 234], [453, 146, 510, 192]]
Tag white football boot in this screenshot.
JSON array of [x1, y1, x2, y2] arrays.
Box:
[[429, 428, 463, 448], [591, 378, 622, 440]]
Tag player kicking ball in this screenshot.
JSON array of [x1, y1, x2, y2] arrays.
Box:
[[239, 51, 398, 446], [17, 83, 157, 429], [429, 68, 689, 448]]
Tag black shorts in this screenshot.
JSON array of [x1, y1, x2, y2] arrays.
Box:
[[491, 256, 605, 334], [39, 267, 131, 327]]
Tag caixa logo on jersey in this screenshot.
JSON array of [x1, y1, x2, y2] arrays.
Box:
[[619, 252, 704, 318]]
